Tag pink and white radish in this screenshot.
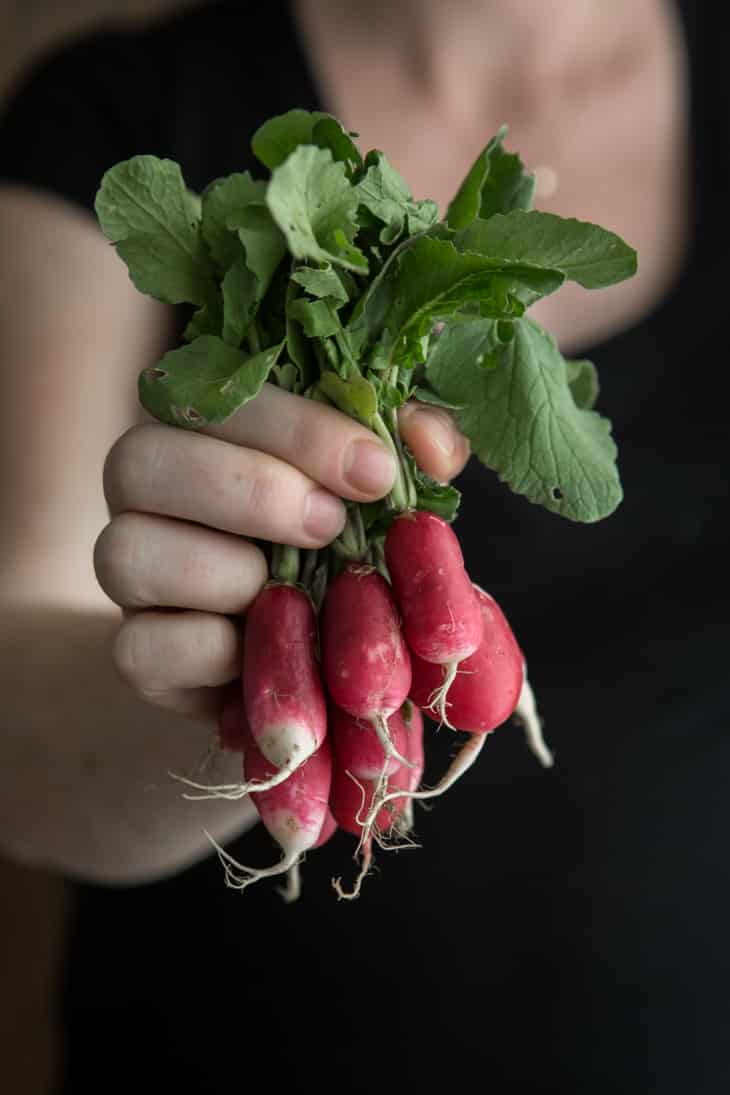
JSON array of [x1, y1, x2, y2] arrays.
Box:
[[409, 584, 523, 733], [207, 733, 333, 903], [321, 564, 412, 771], [172, 582, 328, 800], [385, 510, 481, 724], [242, 581, 327, 789], [363, 585, 543, 825], [328, 703, 410, 783]]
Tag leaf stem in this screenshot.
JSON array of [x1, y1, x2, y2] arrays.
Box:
[[271, 544, 300, 584]]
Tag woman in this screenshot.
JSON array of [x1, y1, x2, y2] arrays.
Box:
[[1, 2, 727, 1091]]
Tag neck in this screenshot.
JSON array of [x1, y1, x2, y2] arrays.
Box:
[[299, 0, 657, 120]]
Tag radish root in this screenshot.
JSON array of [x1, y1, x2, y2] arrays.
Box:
[[362, 731, 487, 834], [332, 838, 373, 901], [424, 659, 459, 729], [168, 749, 308, 801], [513, 676, 554, 768], [203, 829, 302, 895]]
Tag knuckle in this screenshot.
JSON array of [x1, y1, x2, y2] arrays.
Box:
[[93, 514, 145, 607], [112, 615, 153, 692], [242, 467, 282, 528], [103, 424, 163, 511]]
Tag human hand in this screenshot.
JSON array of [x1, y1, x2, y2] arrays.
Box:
[[94, 386, 469, 722]]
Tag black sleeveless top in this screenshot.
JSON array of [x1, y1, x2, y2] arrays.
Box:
[[1, 4, 729, 1092]]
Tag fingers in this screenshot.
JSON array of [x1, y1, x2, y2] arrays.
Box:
[[104, 424, 348, 549], [398, 402, 470, 484], [95, 512, 268, 613], [206, 384, 397, 500], [113, 609, 242, 707]]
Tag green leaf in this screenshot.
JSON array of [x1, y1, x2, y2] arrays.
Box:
[[183, 296, 224, 342], [221, 254, 257, 347], [311, 117, 363, 174], [411, 387, 465, 411], [138, 336, 284, 428], [446, 126, 535, 230], [287, 298, 341, 338], [201, 172, 266, 270], [566, 358, 600, 410], [266, 145, 368, 273], [356, 152, 440, 244], [403, 447, 461, 523], [251, 110, 363, 174], [318, 371, 378, 427], [407, 199, 440, 234], [425, 318, 622, 522], [358, 235, 564, 365], [251, 109, 332, 170], [95, 156, 216, 306], [455, 210, 638, 289], [290, 265, 349, 304], [227, 203, 287, 298]]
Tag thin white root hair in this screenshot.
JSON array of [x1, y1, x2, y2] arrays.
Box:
[[361, 731, 487, 832], [513, 676, 554, 768], [167, 750, 306, 802], [332, 838, 373, 901], [203, 829, 301, 894], [371, 714, 414, 770], [424, 660, 459, 730]]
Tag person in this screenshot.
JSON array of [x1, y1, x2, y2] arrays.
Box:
[[0, 1, 727, 1091]]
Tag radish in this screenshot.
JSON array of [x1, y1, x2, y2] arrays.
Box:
[[330, 702, 425, 900], [207, 733, 333, 903], [321, 564, 412, 770], [242, 581, 327, 790], [172, 583, 327, 800], [217, 687, 248, 753], [409, 584, 523, 733], [329, 703, 410, 782], [385, 510, 482, 724], [314, 808, 338, 849]]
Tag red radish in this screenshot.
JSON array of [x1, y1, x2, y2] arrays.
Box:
[[321, 564, 412, 768], [330, 703, 425, 900], [314, 808, 338, 849], [392, 701, 425, 837], [217, 688, 248, 753], [329, 703, 410, 782], [410, 584, 523, 733], [385, 510, 482, 723], [207, 734, 333, 903], [241, 581, 327, 791]]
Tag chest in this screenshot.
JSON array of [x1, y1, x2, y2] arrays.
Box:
[[296, 2, 691, 356]]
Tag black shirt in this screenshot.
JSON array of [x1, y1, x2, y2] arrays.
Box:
[[1, 3, 729, 1092]]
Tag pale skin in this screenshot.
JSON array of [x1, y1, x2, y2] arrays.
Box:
[[0, 0, 688, 882]]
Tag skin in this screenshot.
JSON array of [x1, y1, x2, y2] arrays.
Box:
[[0, 0, 687, 881]]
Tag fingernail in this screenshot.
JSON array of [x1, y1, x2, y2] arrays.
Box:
[[343, 440, 396, 495], [303, 489, 346, 541], [406, 406, 455, 458]]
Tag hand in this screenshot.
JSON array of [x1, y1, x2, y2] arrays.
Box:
[[94, 385, 469, 722]]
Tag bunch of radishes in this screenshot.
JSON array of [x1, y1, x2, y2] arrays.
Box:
[[93, 108, 635, 900], [183, 508, 551, 902]]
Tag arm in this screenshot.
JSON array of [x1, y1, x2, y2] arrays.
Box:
[[0, 186, 259, 883], [0, 185, 469, 885]]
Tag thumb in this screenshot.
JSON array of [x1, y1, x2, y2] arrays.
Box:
[[397, 402, 470, 484]]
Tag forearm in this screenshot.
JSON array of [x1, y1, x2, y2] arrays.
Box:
[[0, 603, 256, 884]]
